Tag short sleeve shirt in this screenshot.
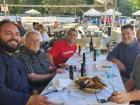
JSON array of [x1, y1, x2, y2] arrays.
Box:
[[49, 39, 77, 66]]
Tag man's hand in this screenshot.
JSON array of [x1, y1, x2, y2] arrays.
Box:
[[117, 62, 126, 72], [49, 65, 57, 71], [110, 91, 130, 104], [57, 68, 65, 74], [111, 58, 126, 72], [49, 72, 56, 78], [58, 63, 69, 69], [26, 95, 53, 105]]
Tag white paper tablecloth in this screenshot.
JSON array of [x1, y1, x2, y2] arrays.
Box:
[[41, 53, 128, 105]]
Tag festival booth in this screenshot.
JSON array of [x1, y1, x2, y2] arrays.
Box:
[[132, 10, 140, 16], [83, 8, 103, 26], [132, 10, 140, 27], [25, 9, 41, 16], [83, 8, 103, 17], [102, 9, 122, 25], [103, 9, 121, 16]]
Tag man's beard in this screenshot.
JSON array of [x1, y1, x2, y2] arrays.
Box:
[[68, 39, 76, 44], [0, 39, 20, 53]]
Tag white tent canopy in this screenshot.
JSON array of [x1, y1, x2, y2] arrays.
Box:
[[95, 0, 114, 5], [83, 8, 102, 16], [103, 9, 122, 16], [132, 10, 140, 16], [25, 9, 41, 15]]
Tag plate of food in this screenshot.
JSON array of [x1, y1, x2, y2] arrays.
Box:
[[75, 76, 106, 93]]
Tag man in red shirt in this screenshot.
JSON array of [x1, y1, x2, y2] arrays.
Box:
[[48, 29, 78, 68]]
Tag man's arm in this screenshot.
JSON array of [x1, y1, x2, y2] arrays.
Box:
[[47, 53, 69, 69], [28, 73, 55, 82], [0, 85, 30, 105], [125, 79, 135, 92], [26, 95, 51, 105], [47, 53, 55, 66], [0, 57, 52, 105], [110, 90, 140, 104], [107, 44, 126, 71], [110, 80, 136, 104], [0, 58, 30, 105], [128, 90, 140, 101], [111, 58, 126, 71]]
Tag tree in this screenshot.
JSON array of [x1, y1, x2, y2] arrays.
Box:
[[117, 0, 133, 16], [43, 0, 85, 15], [84, 0, 94, 5], [129, 0, 140, 10], [0, 0, 26, 14], [25, 0, 42, 5], [5, 0, 44, 14]]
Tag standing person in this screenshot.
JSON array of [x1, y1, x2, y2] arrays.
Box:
[[38, 24, 50, 43], [107, 24, 140, 83], [0, 20, 51, 105], [16, 21, 26, 37], [47, 28, 78, 68], [38, 24, 50, 51]]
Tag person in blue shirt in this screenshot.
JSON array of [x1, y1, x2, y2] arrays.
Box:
[[109, 29, 140, 105], [107, 24, 140, 83], [0, 20, 51, 105], [136, 29, 140, 48]]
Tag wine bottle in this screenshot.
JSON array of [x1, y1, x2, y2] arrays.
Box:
[[81, 63, 86, 77], [83, 53, 86, 65], [73, 65, 77, 71], [89, 37, 94, 52], [94, 49, 96, 61], [69, 65, 73, 80], [78, 45, 81, 55]]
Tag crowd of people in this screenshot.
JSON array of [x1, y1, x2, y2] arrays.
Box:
[[0, 19, 78, 105], [0, 19, 140, 105]]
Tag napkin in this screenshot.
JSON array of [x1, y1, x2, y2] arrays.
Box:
[[95, 61, 113, 71], [52, 79, 72, 91]]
